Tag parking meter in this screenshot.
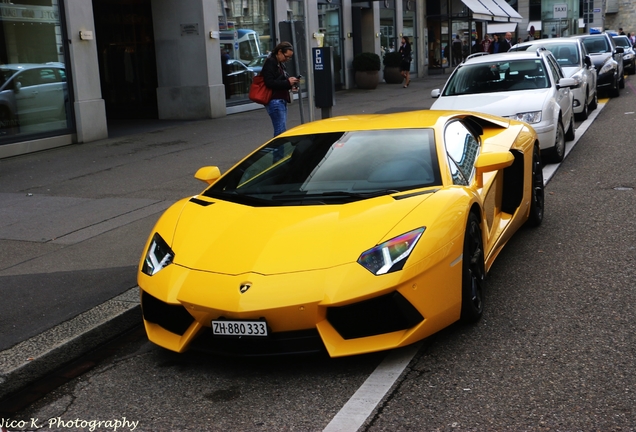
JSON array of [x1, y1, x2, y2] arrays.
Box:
[[312, 47, 335, 118]]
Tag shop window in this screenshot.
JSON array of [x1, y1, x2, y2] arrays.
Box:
[[0, 1, 73, 144]]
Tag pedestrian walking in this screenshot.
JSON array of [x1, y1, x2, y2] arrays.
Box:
[[261, 42, 299, 137], [399, 36, 412, 87]]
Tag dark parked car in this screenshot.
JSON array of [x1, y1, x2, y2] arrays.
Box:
[[571, 33, 624, 97], [247, 55, 268, 75], [225, 59, 255, 97], [612, 35, 635, 74]]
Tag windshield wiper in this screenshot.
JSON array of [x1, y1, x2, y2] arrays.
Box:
[[272, 189, 399, 201]]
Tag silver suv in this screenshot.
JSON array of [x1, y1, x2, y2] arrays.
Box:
[[510, 38, 598, 120]]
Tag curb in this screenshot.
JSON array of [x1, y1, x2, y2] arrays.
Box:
[[0, 288, 141, 401]]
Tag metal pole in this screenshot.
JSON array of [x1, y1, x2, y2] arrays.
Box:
[[289, 20, 305, 124], [302, 0, 315, 121]]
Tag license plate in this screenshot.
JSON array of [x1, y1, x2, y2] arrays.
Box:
[[211, 320, 268, 337]]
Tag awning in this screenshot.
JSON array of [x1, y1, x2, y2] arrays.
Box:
[[527, 21, 542, 31], [461, 0, 494, 21], [461, 0, 523, 23], [487, 23, 518, 34]]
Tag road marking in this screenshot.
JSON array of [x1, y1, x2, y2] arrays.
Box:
[[324, 96, 610, 431], [323, 343, 421, 432], [542, 100, 607, 185]]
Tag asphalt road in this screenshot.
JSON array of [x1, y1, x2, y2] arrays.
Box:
[[2, 75, 635, 431]]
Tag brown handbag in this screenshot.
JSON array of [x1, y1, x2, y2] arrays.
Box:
[[249, 75, 273, 105]]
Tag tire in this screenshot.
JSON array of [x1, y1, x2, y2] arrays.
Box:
[[575, 90, 589, 121], [546, 120, 565, 163], [565, 111, 575, 141], [526, 145, 544, 227], [460, 212, 486, 323], [610, 74, 620, 97], [588, 89, 598, 111]]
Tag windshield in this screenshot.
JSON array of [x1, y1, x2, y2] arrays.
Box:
[[442, 59, 549, 96], [510, 43, 580, 66], [613, 36, 631, 48], [0, 69, 15, 87], [204, 129, 441, 205], [582, 37, 609, 54]]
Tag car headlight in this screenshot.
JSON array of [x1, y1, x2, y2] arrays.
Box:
[[142, 233, 175, 276], [624, 53, 634, 60], [599, 59, 617, 75], [357, 228, 425, 275], [509, 111, 542, 124]]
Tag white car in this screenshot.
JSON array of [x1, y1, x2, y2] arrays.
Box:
[[0, 63, 68, 131], [430, 50, 577, 163], [509, 38, 598, 120]]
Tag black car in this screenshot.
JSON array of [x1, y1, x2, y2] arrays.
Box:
[[612, 35, 635, 75], [571, 33, 624, 97]]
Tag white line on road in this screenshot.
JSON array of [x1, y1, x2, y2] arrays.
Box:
[[323, 343, 421, 432], [543, 101, 606, 184]]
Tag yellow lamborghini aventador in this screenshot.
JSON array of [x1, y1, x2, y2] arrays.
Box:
[[138, 110, 544, 357]]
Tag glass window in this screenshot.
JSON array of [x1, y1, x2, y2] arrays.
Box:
[[0, 1, 73, 144], [219, 0, 273, 104], [443, 59, 549, 96], [444, 120, 480, 186], [204, 129, 441, 206]]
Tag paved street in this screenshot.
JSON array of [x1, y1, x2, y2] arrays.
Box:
[[1, 72, 635, 431]]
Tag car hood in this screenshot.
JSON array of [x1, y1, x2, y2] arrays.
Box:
[[169, 193, 432, 275], [432, 90, 550, 117], [588, 52, 613, 69], [561, 66, 581, 78]]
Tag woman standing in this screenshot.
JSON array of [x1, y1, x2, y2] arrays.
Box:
[[398, 36, 412, 88], [261, 42, 299, 137]]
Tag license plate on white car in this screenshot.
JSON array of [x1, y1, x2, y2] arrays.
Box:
[[211, 320, 268, 337]]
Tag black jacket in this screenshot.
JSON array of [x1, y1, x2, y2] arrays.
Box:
[[261, 56, 292, 102]]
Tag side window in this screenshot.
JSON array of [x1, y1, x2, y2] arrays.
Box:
[[545, 56, 563, 84], [444, 120, 480, 186]]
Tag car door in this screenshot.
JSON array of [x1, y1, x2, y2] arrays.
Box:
[[579, 42, 597, 101], [545, 55, 573, 127]]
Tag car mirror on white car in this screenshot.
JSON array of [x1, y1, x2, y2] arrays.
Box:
[[557, 77, 577, 89], [431, 89, 441, 98]]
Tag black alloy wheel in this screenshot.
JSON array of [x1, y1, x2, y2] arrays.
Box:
[[460, 212, 486, 323], [526, 145, 545, 227], [588, 90, 598, 111], [576, 89, 589, 120]]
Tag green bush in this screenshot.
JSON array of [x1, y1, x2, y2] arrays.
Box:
[[353, 52, 381, 71], [382, 51, 403, 67]]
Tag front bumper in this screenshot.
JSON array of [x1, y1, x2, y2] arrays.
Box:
[[138, 250, 463, 357], [529, 122, 556, 151]]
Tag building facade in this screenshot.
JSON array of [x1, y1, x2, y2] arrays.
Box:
[[0, 0, 626, 159]]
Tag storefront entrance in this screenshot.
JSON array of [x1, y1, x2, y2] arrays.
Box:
[[93, 0, 158, 119]]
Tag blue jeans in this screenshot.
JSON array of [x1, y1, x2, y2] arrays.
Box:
[[266, 99, 288, 137]]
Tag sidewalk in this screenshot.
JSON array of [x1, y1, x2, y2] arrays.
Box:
[[0, 73, 451, 401]]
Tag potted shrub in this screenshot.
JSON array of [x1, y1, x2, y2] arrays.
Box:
[[353, 52, 381, 89], [383, 51, 403, 84]]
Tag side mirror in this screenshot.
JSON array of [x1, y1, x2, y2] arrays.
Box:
[[556, 77, 577, 89], [194, 166, 221, 184], [584, 55, 592, 68], [474, 151, 514, 188], [431, 89, 441, 98], [14, 81, 21, 92], [615, 47, 624, 55]]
